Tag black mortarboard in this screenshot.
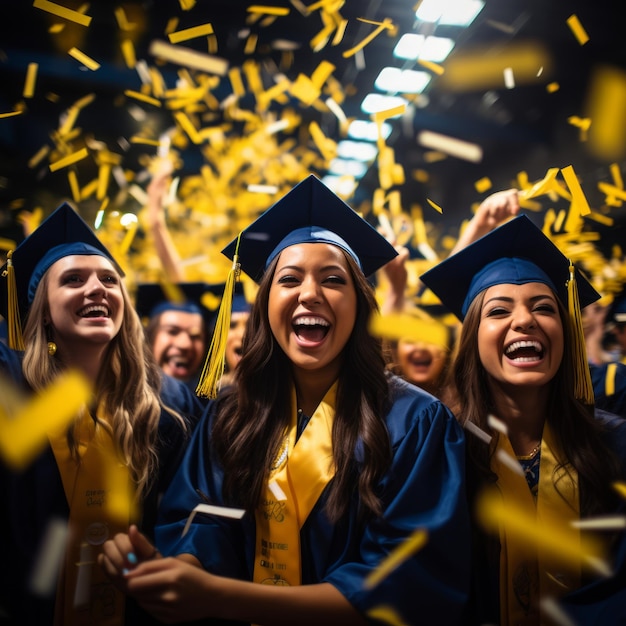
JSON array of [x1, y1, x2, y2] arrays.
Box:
[[134, 281, 224, 324], [0, 203, 122, 349], [420, 214, 600, 321], [221, 174, 398, 282]]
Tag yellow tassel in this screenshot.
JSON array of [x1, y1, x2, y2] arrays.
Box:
[[195, 234, 242, 399], [567, 260, 594, 405], [3, 251, 25, 351]]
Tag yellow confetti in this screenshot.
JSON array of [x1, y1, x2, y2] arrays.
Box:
[[342, 17, 396, 59], [68, 47, 100, 71], [121, 39, 137, 69], [566, 14, 589, 46], [247, 5, 290, 16], [474, 177, 492, 193], [168, 23, 214, 44], [0, 370, 92, 469], [546, 81, 560, 93], [426, 198, 443, 214], [23, 63, 38, 98], [149, 40, 228, 76], [124, 90, 162, 107], [417, 59, 444, 76], [366, 605, 409, 626], [33, 0, 92, 26], [363, 528, 428, 589], [369, 312, 449, 350], [49, 147, 89, 172], [561, 165, 591, 216], [613, 481, 626, 499], [0, 110, 24, 119]]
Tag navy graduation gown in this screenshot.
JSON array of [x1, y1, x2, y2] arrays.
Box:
[[156, 375, 471, 625], [0, 342, 203, 626]]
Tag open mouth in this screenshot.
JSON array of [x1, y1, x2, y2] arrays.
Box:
[[293, 316, 330, 342], [505, 339, 544, 362], [77, 304, 110, 318]]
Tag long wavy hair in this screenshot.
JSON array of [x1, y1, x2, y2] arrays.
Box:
[[443, 290, 621, 516], [212, 249, 393, 522], [21, 269, 187, 497]]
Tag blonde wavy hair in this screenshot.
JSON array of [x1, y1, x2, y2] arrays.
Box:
[[21, 268, 186, 497]]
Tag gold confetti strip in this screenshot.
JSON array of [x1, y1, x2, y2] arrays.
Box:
[[309, 120, 336, 162], [33, 0, 92, 26], [49, 147, 89, 172], [121, 39, 137, 69], [247, 5, 290, 16], [474, 177, 492, 193], [369, 311, 449, 349], [114, 6, 135, 31], [342, 17, 396, 59], [366, 605, 409, 626], [561, 165, 591, 216], [23, 63, 38, 98], [585, 211, 614, 227], [124, 89, 161, 107], [426, 198, 443, 214], [546, 81, 560, 93], [477, 489, 607, 574], [418, 59, 444, 76], [566, 14, 589, 46], [0, 110, 24, 119], [168, 23, 214, 44], [363, 528, 428, 589], [68, 170, 80, 202], [417, 130, 482, 163], [149, 39, 228, 76], [613, 482, 626, 499], [0, 238, 17, 251], [0, 370, 92, 469], [68, 47, 100, 71]]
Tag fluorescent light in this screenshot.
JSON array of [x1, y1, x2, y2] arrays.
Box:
[[328, 158, 368, 178], [347, 119, 393, 141], [337, 140, 378, 161], [375, 67, 431, 94], [394, 34, 455, 62], [416, 0, 485, 27], [360, 93, 408, 115]]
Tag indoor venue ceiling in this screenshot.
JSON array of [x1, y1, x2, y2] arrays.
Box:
[[0, 0, 624, 257]]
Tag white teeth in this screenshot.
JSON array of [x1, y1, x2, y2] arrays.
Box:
[[293, 316, 329, 327], [78, 305, 109, 317], [505, 340, 542, 354]]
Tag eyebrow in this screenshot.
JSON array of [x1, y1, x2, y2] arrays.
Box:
[[483, 293, 557, 307], [276, 263, 347, 273]]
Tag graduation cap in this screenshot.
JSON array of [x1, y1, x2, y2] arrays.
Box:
[[135, 281, 223, 324], [221, 174, 398, 282], [607, 287, 626, 324], [420, 213, 600, 404], [196, 174, 398, 399], [0, 203, 122, 350]]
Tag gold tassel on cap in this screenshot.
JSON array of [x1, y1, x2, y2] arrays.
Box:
[[3, 250, 25, 351], [196, 234, 242, 399], [567, 260, 594, 405]]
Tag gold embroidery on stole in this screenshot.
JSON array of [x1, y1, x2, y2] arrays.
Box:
[[253, 383, 337, 586]]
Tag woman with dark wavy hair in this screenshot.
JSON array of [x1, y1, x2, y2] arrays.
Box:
[[421, 214, 626, 625], [0, 203, 201, 626], [99, 174, 471, 625]]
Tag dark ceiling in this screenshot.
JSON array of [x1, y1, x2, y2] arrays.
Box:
[[0, 0, 625, 251]]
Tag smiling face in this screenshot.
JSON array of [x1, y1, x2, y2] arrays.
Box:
[[45, 254, 124, 352], [225, 310, 249, 372], [151, 310, 206, 381], [477, 282, 564, 392], [396, 339, 448, 392], [268, 243, 357, 382]]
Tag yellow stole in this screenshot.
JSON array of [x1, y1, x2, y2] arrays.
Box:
[[492, 423, 580, 625], [253, 383, 337, 586], [48, 409, 134, 626]]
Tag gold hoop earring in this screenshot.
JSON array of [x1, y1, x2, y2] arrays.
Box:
[[48, 342, 57, 356]]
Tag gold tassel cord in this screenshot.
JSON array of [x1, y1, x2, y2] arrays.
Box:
[[195, 234, 242, 399], [567, 260, 594, 405], [3, 251, 25, 351]]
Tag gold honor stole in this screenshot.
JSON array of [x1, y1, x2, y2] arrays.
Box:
[[48, 410, 134, 626], [253, 383, 337, 586], [492, 423, 580, 626]]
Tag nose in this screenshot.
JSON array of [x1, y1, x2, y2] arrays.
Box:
[[173, 332, 193, 349], [298, 276, 322, 305], [84, 273, 105, 297], [511, 305, 536, 331]]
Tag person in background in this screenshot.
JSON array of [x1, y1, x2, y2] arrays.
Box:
[[0, 203, 202, 626], [421, 214, 626, 625], [377, 188, 521, 399], [605, 287, 626, 364], [99, 174, 471, 625], [134, 281, 219, 389]]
